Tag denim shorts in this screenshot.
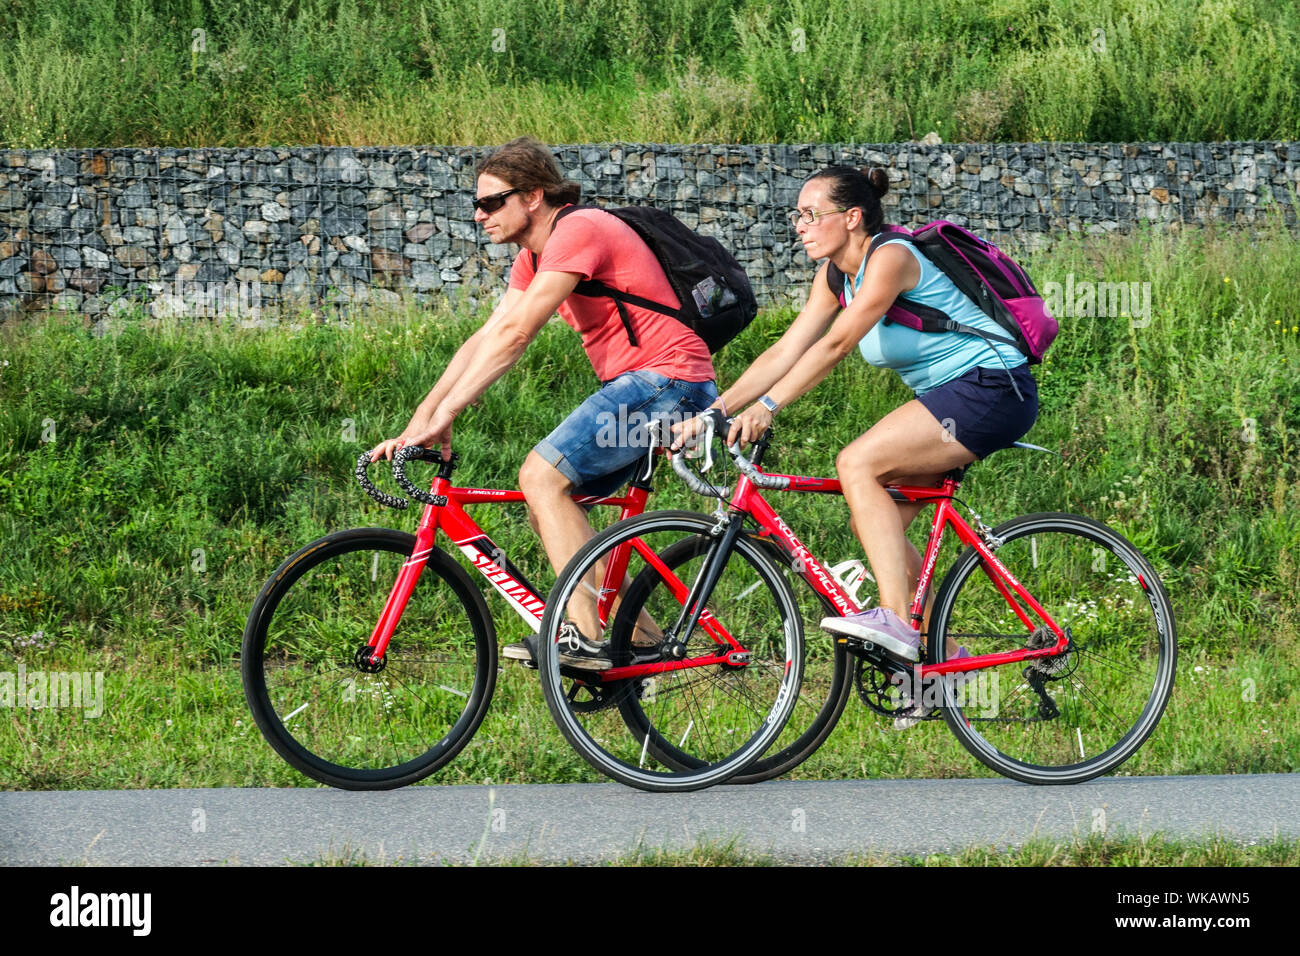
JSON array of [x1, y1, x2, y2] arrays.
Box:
[[917, 364, 1038, 460], [534, 370, 718, 496]]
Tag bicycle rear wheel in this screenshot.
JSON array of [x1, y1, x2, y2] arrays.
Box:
[[931, 513, 1176, 784], [538, 511, 804, 792], [242, 528, 496, 789]]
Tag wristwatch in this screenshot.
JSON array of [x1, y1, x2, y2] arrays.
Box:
[[756, 395, 780, 415]]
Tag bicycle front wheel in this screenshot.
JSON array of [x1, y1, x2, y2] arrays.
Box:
[[931, 513, 1176, 784], [538, 511, 805, 792], [242, 528, 496, 789]]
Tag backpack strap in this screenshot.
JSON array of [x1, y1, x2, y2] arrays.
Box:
[[823, 232, 911, 306], [824, 261, 847, 306], [867, 232, 1022, 352], [529, 204, 678, 348]]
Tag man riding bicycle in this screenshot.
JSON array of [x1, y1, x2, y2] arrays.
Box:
[[369, 137, 718, 670]]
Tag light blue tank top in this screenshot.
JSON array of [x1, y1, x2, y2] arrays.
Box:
[[845, 238, 1026, 395]]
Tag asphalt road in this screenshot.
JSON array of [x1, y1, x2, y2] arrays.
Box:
[[3, 774, 1297, 865]]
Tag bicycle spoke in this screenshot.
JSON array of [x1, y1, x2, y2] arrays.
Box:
[[933, 516, 1174, 783]]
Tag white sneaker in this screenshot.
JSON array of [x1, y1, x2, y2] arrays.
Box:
[[894, 647, 971, 730]]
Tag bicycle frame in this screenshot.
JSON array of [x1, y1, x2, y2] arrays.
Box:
[[365, 480, 650, 661], [717, 466, 1072, 680]]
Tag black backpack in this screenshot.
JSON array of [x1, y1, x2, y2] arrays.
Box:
[[532, 205, 757, 353]]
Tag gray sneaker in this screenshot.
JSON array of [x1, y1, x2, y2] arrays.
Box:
[[821, 607, 922, 662]]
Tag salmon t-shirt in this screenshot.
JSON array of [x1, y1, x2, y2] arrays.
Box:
[[507, 207, 715, 383]]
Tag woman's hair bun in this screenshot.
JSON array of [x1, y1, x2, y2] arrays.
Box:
[[864, 167, 889, 199]]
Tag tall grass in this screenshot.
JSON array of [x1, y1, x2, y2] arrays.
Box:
[[1, 227, 1298, 789], [1, 0, 1298, 147]]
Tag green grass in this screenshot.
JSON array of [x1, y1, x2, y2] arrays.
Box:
[[1, 0, 1298, 147], [299, 832, 1300, 865], [1, 225, 1298, 790]]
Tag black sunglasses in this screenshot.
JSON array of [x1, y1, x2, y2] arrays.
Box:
[[472, 188, 521, 213]]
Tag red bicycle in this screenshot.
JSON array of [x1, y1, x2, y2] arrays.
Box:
[[538, 414, 1176, 785], [240, 444, 815, 791]]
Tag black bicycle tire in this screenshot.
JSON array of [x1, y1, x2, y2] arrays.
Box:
[[931, 512, 1176, 784], [537, 510, 805, 792], [242, 527, 497, 790]]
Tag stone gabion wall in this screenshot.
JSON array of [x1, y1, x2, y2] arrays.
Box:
[[1, 142, 1297, 319]]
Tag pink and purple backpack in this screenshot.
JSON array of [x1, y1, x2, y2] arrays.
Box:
[[826, 221, 1058, 364]]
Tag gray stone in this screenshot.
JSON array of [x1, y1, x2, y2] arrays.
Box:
[[196, 261, 230, 282], [42, 183, 73, 206], [165, 213, 188, 244], [32, 206, 68, 230], [261, 202, 290, 222], [322, 210, 365, 235], [48, 247, 79, 270], [321, 152, 367, 184], [121, 181, 151, 208], [81, 246, 110, 268], [282, 266, 310, 296]]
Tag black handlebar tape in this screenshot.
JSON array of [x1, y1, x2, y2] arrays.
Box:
[[391, 444, 444, 506], [355, 451, 409, 510]]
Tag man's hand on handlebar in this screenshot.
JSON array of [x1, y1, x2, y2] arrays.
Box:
[[669, 407, 727, 453], [367, 436, 411, 462]]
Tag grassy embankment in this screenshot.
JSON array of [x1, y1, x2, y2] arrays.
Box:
[[1, 225, 1297, 790], [2, 0, 1298, 147]]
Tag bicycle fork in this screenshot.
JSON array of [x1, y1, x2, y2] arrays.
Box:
[[360, 503, 443, 667], [663, 512, 749, 662]]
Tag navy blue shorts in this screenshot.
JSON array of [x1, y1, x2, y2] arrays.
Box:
[[916, 364, 1038, 460], [534, 370, 718, 497]]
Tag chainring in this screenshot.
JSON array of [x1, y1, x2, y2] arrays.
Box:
[[852, 656, 912, 716]]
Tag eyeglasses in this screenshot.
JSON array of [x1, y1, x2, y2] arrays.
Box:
[[472, 188, 521, 214], [788, 207, 849, 228]]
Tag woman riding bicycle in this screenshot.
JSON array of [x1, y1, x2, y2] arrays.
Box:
[[677, 165, 1038, 677]]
